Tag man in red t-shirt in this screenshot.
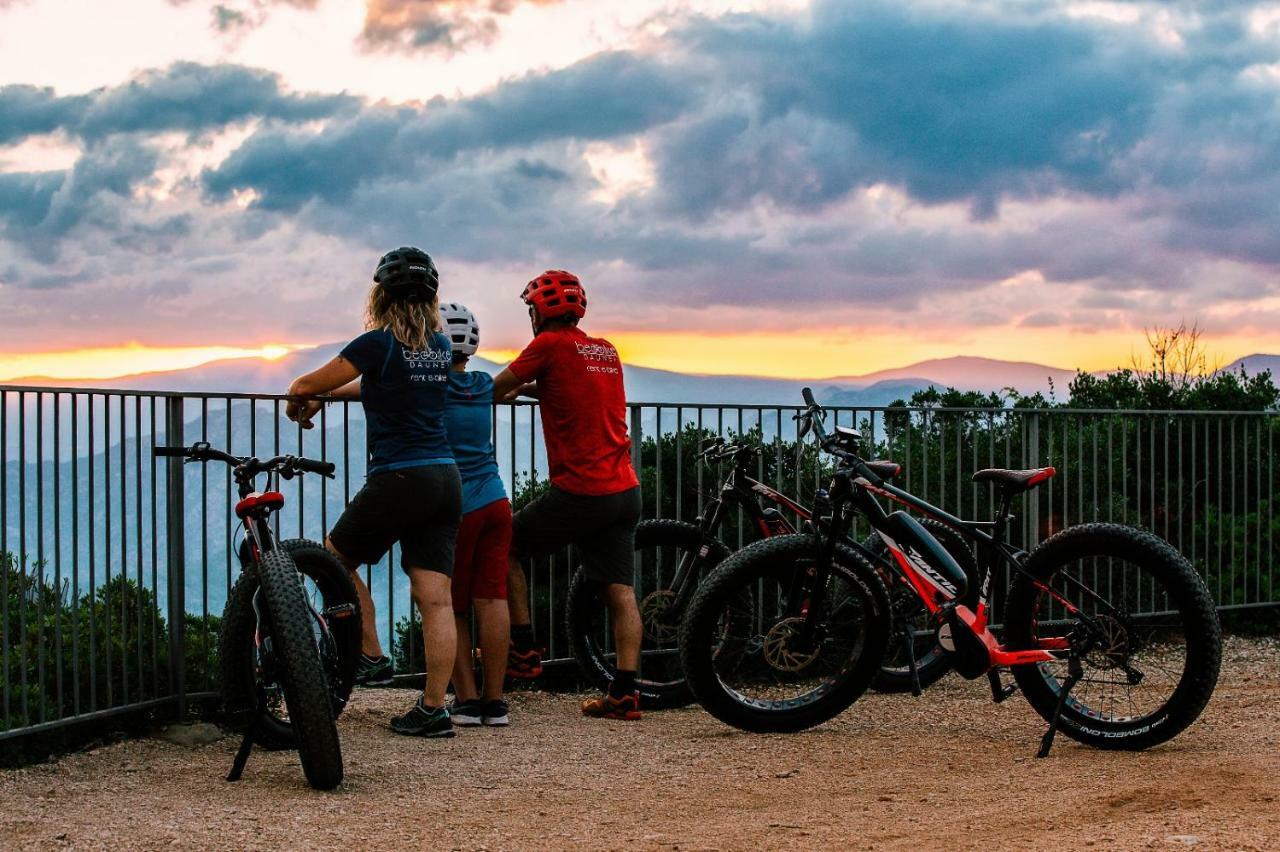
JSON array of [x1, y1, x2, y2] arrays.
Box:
[[492, 270, 644, 719]]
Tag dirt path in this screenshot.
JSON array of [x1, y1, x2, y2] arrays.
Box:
[[2, 637, 1277, 851]]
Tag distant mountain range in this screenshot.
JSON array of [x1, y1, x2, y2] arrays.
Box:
[[7, 347, 1276, 407], [9, 347, 1090, 406]]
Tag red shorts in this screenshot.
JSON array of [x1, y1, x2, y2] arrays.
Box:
[[451, 498, 513, 613]]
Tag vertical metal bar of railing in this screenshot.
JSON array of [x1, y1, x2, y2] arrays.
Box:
[[72, 394, 81, 716], [164, 397, 187, 719], [133, 397, 144, 702], [18, 391, 28, 725], [149, 397, 159, 701], [118, 394, 128, 707], [53, 393, 63, 713], [36, 393, 46, 723]]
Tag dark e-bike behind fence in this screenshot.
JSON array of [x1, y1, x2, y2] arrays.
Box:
[[1, 383, 1276, 751]]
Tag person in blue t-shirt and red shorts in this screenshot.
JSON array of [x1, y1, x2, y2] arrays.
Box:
[[439, 303, 513, 728], [493, 270, 644, 720], [286, 246, 461, 739]]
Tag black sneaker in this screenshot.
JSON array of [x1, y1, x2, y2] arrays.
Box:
[[355, 654, 394, 687], [448, 698, 483, 727], [390, 697, 455, 738], [480, 699, 509, 727]]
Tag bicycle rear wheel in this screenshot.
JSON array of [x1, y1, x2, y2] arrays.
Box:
[[679, 534, 891, 733], [1003, 523, 1221, 751], [566, 519, 732, 710], [252, 549, 345, 789]]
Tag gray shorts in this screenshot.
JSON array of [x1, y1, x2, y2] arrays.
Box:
[[329, 464, 461, 575], [512, 485, 642, 586]]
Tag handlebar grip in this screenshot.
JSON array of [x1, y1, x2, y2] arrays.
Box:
[[802, 387, 817, 408], [153, 446, 188, 458], [296, 458, 336, 477]]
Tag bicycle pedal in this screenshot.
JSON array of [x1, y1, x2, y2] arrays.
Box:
[[323, 603, 357, 620]]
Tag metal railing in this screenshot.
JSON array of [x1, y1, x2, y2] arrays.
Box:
[[2, 384, 1277, 745]]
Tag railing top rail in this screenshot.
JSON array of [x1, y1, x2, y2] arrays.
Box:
[[1, 384, 1277, 417]]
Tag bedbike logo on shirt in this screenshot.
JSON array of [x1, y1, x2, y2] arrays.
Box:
[[576, 340, 620, 375], [402, 346, 451, 382]]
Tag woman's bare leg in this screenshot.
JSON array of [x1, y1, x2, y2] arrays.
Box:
[[451, 612, 479, 703], [473, 597, 511, 701], [409, 568, 457, 707]]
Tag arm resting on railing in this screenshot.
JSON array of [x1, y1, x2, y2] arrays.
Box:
[[287, 356, 361, 427]]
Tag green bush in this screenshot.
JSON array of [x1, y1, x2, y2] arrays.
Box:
[[1, 551, 220, 735]]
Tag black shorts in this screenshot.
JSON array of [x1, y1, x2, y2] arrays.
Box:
[[512, 485, 642, 586], [329, 464, 461, 576]]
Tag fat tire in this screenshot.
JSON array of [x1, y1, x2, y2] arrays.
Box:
[[220, 540, 361, 752], [249, 549, 345, 789], [566, 519, 732, 710], [864, 519, 980, 693], [1003, 523, 1221, 752], [679, 534, 892, 733]]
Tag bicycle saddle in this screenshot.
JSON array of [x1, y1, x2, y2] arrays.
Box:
[[971, 467, 1056, 492]]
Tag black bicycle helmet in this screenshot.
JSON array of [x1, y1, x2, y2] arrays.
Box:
[[373, 246, 439, 303]]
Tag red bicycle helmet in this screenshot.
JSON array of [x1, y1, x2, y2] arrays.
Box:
[[522, 270, 587, 320]]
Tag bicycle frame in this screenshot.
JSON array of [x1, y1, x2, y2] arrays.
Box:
[[668, 452, 813, 608], [844, 476, 1069, 669]]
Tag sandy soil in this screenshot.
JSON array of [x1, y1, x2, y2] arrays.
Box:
[[1, 636, 1277, 851]]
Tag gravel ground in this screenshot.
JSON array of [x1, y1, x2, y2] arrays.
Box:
[[1, 636, 1277, 851]]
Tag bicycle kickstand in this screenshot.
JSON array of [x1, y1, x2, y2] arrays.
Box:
[[901, 626, 923, 698], [987, 669, 1017, 704], [1036, 653, 1083, 759], [226, 729, 256, 782]]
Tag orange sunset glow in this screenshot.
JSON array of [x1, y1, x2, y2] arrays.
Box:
[[0, 342, 311, 383], [3, 325, 1274, 387]]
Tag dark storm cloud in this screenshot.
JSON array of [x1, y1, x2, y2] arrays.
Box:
[[0, 63, 357, 147], [652, 1, 1158, 219], [202, 50, 693, 209], [0, 86, 90, 146]]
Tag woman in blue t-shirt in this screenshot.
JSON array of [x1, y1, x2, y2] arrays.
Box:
[[439, 303, 512, 728], [286, 246, 461, 738]]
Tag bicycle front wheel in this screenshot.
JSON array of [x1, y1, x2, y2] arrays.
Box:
[[255, 549, 345, 789], [679, 534, 891, 733], [221, 540, 361, 751], [1003, 523, 1221, 751]]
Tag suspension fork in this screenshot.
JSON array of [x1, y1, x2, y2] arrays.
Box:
[[671, 491, 732, 609], [793, 485, 851, 643]]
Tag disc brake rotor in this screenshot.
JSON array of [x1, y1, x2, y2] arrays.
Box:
[[640, 589, 679, 644], [762, 617, 821, 672]]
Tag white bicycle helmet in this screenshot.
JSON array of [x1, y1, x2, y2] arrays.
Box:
[[441, 302, 480, 357]]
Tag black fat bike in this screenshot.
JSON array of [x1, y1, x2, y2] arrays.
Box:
[[156, 442, 361, 790], [565, 436, 960, 708], [679, 390, 1222, 756]]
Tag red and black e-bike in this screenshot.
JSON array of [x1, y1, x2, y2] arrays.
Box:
[[679, 389, 1222, 756]]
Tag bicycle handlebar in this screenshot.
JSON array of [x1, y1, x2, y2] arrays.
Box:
[[797, 388, 883, 487], [153, 443, 335, 479]]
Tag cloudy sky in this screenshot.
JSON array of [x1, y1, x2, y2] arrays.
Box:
[[2, 0, 1279, 381]]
